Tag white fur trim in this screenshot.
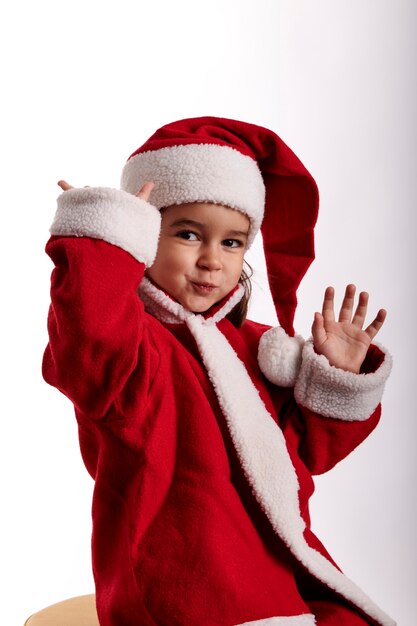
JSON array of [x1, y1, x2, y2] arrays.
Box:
[[207, 286, 246, 324], [50, 187, 161, 266], [237, 615, 316, 625], [258, 327, 305, 387], [185, 316, 395, 626], [139, 277, 244, 325], [120, 143, 265, 246], [139, 278, 193, 324], [294, 340, 393, 420]]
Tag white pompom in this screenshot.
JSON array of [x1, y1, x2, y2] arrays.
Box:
[[258, 327, 305, 387]]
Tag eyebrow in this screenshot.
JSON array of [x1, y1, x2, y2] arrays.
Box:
[[168, 218, 249, 238]]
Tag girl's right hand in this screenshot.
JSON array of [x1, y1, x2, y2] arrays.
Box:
[[136, 181, 155, 203], [57, 180, 73, 191]]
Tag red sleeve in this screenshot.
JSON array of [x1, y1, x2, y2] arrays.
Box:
[[254, 318, 392, 475], [279, 397, 381, 475], [43, 236, 150, 419], [268, 343, 389, 475]]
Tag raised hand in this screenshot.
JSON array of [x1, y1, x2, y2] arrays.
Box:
[[312, 284, 386, 373]]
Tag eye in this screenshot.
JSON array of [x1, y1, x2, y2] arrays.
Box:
[[176, 230, 199, 241], [222, 238, 243, 249]]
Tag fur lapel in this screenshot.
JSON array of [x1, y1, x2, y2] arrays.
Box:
[[186, 315, 395, 626]]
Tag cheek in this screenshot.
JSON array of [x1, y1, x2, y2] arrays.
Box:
[[228, 256, 245, 283], [165, 247, 193, 271], [153, 243, 192, 275]]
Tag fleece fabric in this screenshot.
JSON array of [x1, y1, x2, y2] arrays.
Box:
[[43, 187, 394, 626]]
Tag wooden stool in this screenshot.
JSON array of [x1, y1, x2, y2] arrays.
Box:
[[24, 594, 99, 625]]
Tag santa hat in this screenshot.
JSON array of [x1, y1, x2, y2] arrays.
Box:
[[120, 116, 319, 337]]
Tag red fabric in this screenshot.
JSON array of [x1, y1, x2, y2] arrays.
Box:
[[128, 116, 319, 336], [43, 236, 382, 626]]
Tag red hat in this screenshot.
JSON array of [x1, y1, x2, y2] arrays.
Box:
[[120, 116, 319, 336]]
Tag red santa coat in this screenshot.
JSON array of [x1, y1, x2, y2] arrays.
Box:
[[43, 187, 395, 626]]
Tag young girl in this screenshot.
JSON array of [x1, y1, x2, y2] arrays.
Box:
[[43, 117, 395, 626]]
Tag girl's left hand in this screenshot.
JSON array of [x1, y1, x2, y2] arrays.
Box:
[[312, 284, 387, 373]]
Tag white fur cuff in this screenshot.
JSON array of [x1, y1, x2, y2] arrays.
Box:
[[50, 187, 161, 266], [258, 327, 305, 387], [294, 340, 393, 421]]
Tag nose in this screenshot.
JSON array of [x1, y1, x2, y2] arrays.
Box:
[[197, 244, 222, 271]]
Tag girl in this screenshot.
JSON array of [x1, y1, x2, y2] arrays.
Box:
[[43, 117, 395, 626]]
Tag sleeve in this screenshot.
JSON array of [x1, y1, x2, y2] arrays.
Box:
[[258, 327, 393, 474], [42, 186, 161, 419]]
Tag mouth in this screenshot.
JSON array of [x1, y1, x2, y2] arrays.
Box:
[[190, 281, 218, 294]]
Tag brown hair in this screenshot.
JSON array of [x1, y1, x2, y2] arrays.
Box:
[[226, 260, 253, 327]]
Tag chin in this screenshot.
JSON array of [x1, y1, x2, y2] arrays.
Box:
[[183, 296, 217, 313], [187, 302, 214, 313]]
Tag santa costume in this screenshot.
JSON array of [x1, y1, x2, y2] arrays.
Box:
[[43, 117, 395, 626]]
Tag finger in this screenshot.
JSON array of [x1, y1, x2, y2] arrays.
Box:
[[57, 180, 73, 191], [136, 181, 155, 202], [322, 286, 335, 323], [364, 308, 387, 341], [352, 291, 369, 328], [338, 284, 356, 322], [312, 311, 327, 347]]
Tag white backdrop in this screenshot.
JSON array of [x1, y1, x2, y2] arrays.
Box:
[[1, 1, 415, 624]]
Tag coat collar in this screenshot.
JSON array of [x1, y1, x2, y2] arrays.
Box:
[[139, 277, 244, 325]]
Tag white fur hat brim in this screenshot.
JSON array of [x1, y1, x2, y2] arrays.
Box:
[[120, 143, 265, 246]]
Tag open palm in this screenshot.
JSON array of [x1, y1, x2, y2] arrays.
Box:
[[312, 284, 386, 373]]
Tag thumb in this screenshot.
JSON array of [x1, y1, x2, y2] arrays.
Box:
[[136, 181, 155, 202], [57, 180, 74, 191]]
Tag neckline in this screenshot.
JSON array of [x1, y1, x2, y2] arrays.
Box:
[[139, 277, 244, 325]]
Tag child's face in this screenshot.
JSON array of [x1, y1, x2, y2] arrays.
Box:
[[147, 202, 250, 313]]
